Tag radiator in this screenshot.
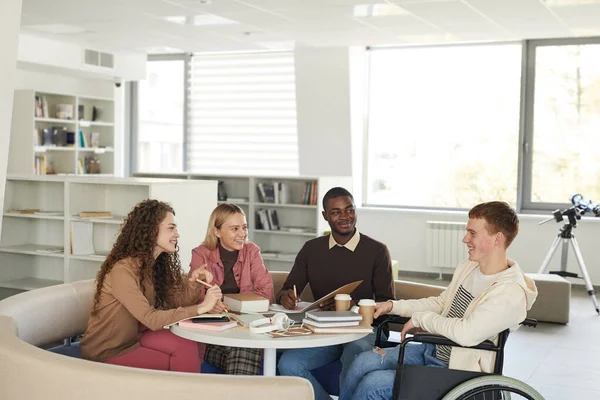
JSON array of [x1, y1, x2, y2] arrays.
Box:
[[426, 221, 468, 274]]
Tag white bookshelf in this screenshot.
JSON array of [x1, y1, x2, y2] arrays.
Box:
[[134, 173, 352, 272], [0, 175, 217, 290], [9, 90, 116, 176]]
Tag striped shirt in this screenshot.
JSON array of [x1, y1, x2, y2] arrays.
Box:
[[435, 267, 500, 363]]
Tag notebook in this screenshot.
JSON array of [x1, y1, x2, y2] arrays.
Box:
[[305, 311, 363, 322], [269, 280, 363, 314], [178, 319, 238, 332], [302, 319, 360, 328], [305, 323, 373, 334]]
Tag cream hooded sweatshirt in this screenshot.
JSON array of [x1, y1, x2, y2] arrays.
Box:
[[391, 259, 537, 373]]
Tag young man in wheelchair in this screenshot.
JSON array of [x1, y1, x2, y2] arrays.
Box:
[[340, 201, 538, 400]]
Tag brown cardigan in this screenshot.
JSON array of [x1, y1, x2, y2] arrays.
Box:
[[81, 257, 203, 362]]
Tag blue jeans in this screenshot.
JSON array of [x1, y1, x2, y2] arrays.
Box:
[[339, 343, 448, 400], [278, 333, 378, 400]]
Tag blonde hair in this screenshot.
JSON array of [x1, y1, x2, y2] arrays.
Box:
[[204, 203, 247, 250]]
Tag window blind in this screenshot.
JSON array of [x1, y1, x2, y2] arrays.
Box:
[[188, 52, 299, 175]]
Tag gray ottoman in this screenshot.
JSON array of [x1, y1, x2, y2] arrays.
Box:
[[526, 273, 571, 324]]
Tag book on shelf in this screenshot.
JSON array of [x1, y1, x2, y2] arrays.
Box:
[[226, 197, 249, 203], [305, 311, 364, 322], [217, 180, 228, 201], [301, 181, 318, 205], [223, 292, 270, 313], [70, 221, 95, 255], [269, 280, 363, 314], [274, 182, 290, 204], [305, 323, 373, 334], [267, 209, 280, 230], [79, 211, 112, 218], [7, 209, 41, 214], [302, 319, 360, 328]]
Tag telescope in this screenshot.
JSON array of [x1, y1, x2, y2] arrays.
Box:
[[539, 194, 600, 227], [571, 194, 600, 217]]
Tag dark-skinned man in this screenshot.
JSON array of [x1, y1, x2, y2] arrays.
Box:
[[276, 187, 395, 400]]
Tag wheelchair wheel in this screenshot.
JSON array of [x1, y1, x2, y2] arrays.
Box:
[[441, 375, 545, 400]]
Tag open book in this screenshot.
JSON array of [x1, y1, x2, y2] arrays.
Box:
[[269, 280, 363, 314]]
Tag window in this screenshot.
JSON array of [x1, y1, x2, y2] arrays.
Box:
[[366, 44, 522, 209], [526, 42, 600, 207], [187, 52, 299, 176], [137, 57, 185, 172]]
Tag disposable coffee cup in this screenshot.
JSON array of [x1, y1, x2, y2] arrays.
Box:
[[358, 299, 376, 326], [335, 294, 352, 312]]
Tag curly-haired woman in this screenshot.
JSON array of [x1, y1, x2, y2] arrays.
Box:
[[190, 203, 273, 375], [81, 199, 221, 372]]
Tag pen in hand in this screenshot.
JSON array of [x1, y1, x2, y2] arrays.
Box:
[[293, 284, 298, 307]]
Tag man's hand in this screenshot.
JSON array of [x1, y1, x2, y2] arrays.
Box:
[[373, 301, 394, 319], [280, 288, 301, 310], [318, 298, 335, 311], [197, 285, 222, 314], [188, 264, 213, 285], [400, 318, 422, 342]]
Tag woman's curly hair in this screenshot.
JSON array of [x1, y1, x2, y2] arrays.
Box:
[[92, 199, 184, 313]]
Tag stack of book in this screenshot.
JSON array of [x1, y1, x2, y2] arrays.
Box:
[[302, 311, 373, 334]]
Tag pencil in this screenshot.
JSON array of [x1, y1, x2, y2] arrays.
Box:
[[293, 284, 297, 299], [195, 279, 212, 288]]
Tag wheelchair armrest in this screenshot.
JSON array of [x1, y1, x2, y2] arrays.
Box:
[[522, 318, 537, 328], [374, 314, 410, 347], [412, 332, 499, 352]]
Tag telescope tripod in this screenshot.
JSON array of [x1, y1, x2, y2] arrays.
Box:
[[538, 223, 599, 314]]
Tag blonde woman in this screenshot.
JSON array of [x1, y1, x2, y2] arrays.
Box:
[[190, 203, 274, 375]]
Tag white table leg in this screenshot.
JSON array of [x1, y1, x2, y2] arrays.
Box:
[[263, 348, 276, 376]]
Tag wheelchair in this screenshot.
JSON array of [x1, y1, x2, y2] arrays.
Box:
[[373, 315, 545, 400]]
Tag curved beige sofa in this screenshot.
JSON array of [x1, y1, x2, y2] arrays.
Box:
[[0, 279, 313, 400]]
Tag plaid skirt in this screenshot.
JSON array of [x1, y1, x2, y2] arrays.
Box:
[[203, 344, 262, 375]]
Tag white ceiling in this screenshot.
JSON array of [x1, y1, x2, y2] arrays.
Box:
[[19, 0, 600, 54]]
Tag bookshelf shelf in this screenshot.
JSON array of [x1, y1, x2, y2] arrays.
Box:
[[34, 117, 77, 125], [0, 244, 65, 258], [70, 255, 107, 262], [3, 213, 64, 221], [0, 277, 63, 291], [254, 229, 317, 237], [9, 90, 116, 176], [255, 203, 317, 209], [133, 173, 352, 272], [34, 146, 76, 153], [70, 215, 124, 225], [0, 175, 217, 290], [262, 255, 296, 263]]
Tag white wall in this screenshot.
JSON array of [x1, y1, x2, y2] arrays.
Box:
[[0, 0, 23, 242], [358, 207, 600, 285]]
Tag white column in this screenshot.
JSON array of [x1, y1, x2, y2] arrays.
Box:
[[295, 47, 353, 177], [0, 0, 23, 242]]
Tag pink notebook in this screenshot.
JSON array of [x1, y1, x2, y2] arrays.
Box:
[[178, 319, 238, 332]]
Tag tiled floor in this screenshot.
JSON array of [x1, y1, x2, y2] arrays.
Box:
[[504, 285, 600, 399], [410, 277, 600, 399]]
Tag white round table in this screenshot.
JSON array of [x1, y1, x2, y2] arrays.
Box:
[[171, 325, 368, 376]]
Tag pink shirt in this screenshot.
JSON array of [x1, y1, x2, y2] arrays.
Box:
[[189, 242, 274, 303]]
